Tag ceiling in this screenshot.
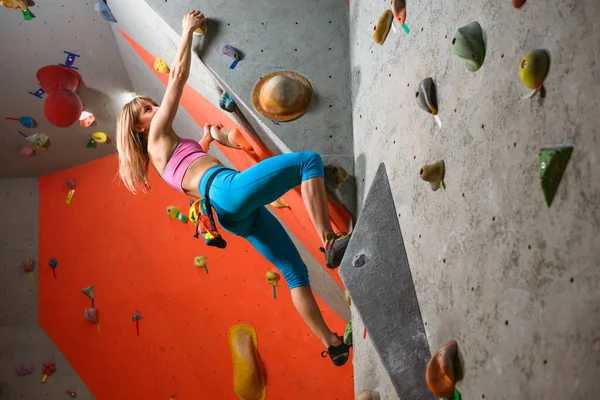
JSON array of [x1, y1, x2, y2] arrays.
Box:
[[0, 0, 133, 178]]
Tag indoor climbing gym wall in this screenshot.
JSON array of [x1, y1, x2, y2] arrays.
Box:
[[0, 178, 93, 399], [348, 0, 600, 399], [37, 154, 353, 399], [0, 0, 133, 178]]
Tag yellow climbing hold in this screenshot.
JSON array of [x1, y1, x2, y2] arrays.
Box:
[[373, 9, 393, 45], [154, 57, 170, 74], [269, 198, 289, 209], [228, 324, 266, 400], [519, 49, 550, 89], [91, 132, 107, 143], [194, 256, 207, 268]]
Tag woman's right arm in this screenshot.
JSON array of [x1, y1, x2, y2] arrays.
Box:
[[149, 10, 204, 139]]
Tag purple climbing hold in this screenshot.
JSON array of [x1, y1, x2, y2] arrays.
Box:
[[15, 364, 33, 376], [220, 44, 239, 60]]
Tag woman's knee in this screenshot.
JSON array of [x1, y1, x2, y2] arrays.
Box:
[[299, 151, 324, 181]]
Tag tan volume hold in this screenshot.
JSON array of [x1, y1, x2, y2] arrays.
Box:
[[420, 160, 446, 191], [373, 10, 394, 45]]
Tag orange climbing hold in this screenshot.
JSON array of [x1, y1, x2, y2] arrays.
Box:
[[228, 324, 266, 400], [426, 340, 464, 398]]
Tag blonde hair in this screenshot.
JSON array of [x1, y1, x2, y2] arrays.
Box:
[[115, 96, 155, 194]]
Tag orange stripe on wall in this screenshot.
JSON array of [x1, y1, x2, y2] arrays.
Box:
[[38, 155, 353, 399]]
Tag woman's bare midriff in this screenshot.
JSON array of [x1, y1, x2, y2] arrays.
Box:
[[180, 155, 227, 198]]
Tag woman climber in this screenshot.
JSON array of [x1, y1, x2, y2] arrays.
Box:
[[115, 10, 352, 366]]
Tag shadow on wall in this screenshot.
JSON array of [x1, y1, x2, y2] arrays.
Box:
[[196, 18, 221, 59], [355, 152, 367, 212]]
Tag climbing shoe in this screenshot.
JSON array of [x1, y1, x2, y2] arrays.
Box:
[[321, 338, 351, 367], [320, 232, 352, 269]]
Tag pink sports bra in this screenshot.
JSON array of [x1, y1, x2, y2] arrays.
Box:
[[160, 137, 207, 193]]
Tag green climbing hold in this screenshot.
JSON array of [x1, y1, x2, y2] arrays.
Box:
[[540, 145, 573, 207], [416, 77, 438, 115], [452, 21, 485, 72], [343, 320, 353, 346], [81, 285, 95, 299], [519, 49, 550, 89], [441, 389, 462, 400]]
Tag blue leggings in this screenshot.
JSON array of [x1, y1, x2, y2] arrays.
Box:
[[198, 152, 324, 290]]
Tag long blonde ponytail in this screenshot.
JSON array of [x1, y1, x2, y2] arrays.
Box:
[[115, 96, 155, 194]]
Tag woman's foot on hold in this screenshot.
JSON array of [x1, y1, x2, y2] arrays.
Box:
[[320, 232, 352, 269], [321, 335, 351, 366]]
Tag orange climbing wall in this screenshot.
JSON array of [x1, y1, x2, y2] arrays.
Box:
[[38, 155, 353, 399]]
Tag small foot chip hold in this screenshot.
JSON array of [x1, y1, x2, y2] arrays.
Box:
[[426, 340, 464, 398], [269, 198, 289, 209], [343, 320, 353, 346], [452, 21, 486, 72], [154, 57, 170, 74], [324, 164, 349, 190], [420, 160, 446, 191], [512, 0, 526, 8], [228, 324, 266, 400], [356, 389, 381, 400], [540, 145, 573, 207], [373, 10, 393, 45]]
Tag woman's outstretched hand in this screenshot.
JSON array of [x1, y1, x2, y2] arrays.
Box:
[[182, 10, 205, 33]]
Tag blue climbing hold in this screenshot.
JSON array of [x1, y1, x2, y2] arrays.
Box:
[[94, 1, 117, 23], [219, 92, 236, 112]]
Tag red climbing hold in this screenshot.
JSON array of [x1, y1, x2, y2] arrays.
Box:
[[36, 65, 83, 128], [512, 0, 525, 8]]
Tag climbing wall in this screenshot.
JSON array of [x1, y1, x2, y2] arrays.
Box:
[[0, 1, 133, 178], [37, 155, 353, 399], [349, 0, 600, 398], [139, 0, 356, 211], [107, 0, 351, 320], [0, 178, 93, 399]]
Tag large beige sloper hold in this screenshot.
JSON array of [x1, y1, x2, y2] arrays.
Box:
[[252, 71, 312, 122], [420, 160, 445, 191], [373, 10, 394, 45]]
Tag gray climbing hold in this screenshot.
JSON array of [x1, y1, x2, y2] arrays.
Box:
[[352, 253, 366, 268]]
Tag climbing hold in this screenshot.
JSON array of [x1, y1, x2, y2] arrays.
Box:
[[356, 389, 381, 400], [420, 160, 445, 191], [269, 198, 289, 209], [132, 313, 142, 336], [84, 308, 98, 324], [37, 65, 83, 128], [94, 0, 117, 23], [41, 361, 56, 383], [15, 364, 33, 376], [19, 145, 33, 157], [79, 111, 95, 127], [81, 285, 94, 300], [512, 0, 526, 8], [228, 128, 253, 151], [452, 21, 486, 72], [194, 14, 207, 36], [23, 132, 50, 151], [5, 116, 36, 128], [167, 205, 187, 223], [228, 324, 266, 400], [21, 259, 35, 282], [66, 390, 77, 398], [154, 57, 170, 74], [0, 0, 27, 10], [344, 289, 351, 307], [343, 320, 353, 346], [266, 271, 280, 299], [373, 10, 393, 45], [426, 340, 464, 398], [390, 0, 409, 33], [324, 164, 349, 190], [92, 132, 107, 143], [194, 255, 208, 274], [352, 253, 366, 268], [519, 49, 550, 98], [66, 179, 77, 190], [49, 258, 57, 268], [416, 77, 438, 115], [221, 44, 240, 69], [219, 91, 236, 112], [540, 145, 573, 207], [252, 71, 312, 122]]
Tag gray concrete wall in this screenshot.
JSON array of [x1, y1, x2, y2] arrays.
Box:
[[349, 1, 600, 399], [0, 178, 93, 399], [0, 0, 133, 178], [142, 0, 355, 177]]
